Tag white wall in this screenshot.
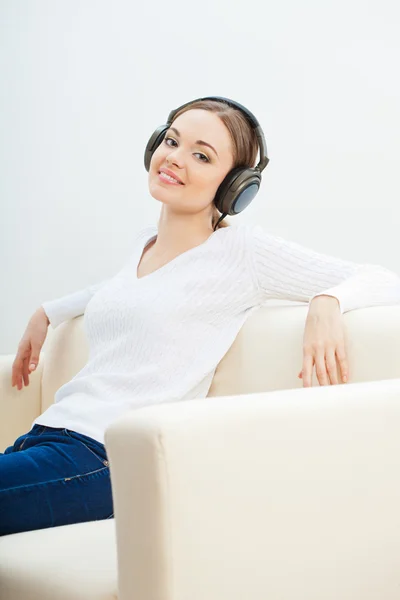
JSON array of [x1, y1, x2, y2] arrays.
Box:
[[1, 0, 400, 353]]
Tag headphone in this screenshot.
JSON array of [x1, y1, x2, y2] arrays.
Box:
[[144, 96, 270, 230]]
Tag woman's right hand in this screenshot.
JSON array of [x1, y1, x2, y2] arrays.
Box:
[[11, 306, 50, 391]]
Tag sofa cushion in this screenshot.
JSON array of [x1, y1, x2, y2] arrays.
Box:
[[0, 519, 117, 600]]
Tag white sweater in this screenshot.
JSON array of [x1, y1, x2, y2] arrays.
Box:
[[35, 222, 400, 445]]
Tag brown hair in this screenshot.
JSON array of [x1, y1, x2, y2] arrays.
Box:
[[170, 99, 259, 229]]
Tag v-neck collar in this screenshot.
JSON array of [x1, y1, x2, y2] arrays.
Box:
[[135, 226, 223, 281]]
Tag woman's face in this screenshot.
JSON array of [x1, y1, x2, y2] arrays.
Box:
[[148, 109, 234, 218]]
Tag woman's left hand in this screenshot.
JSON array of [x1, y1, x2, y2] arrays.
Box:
[[297, 295, 349, 387]]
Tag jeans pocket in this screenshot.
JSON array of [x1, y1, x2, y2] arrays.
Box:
[[16, 433, 29, 451], [63, 429, 109, 467], [16, 425, 46, 451]]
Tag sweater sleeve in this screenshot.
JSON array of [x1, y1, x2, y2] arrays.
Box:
[[42, 279, 110, 329], [249, 224, 400, 314]]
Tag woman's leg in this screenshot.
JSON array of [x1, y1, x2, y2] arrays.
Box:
[[0, 424, 113, 536]]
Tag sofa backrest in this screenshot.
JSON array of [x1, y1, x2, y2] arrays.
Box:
[[41, 304, 400, 413]]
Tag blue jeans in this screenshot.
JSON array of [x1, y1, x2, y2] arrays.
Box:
[[0, 424, 113, 536]]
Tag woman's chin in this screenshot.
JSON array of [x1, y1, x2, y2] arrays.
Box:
[[149, 180, 184, 197], [148, 189, 179, 204]]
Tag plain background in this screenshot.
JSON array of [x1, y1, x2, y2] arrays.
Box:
[[1, 0, 400, 354]]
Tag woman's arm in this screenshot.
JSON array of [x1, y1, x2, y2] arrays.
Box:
[[248, 224, 400, 313], [41, 279, 110, 329]]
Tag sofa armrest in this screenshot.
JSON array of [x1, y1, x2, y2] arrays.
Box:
[[105, 379, 400, 600], [0, 354, 43, 450]]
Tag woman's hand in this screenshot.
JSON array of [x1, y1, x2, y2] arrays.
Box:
[[297, 295, 349, 387], [11, 306, 50, 391]]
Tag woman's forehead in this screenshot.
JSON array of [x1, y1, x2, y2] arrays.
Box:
[[172, 111, 233, 155], [173, 110, 226, 137]]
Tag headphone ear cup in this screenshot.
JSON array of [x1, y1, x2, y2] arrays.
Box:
[[144, 125, 169, 172], [214, 167, 262, 215]]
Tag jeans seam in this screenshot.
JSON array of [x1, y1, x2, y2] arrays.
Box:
[[63, 465, 109, 482], [0, 465, 110, 493]]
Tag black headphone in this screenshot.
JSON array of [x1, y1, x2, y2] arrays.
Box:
[[144, 96, 270, 230]]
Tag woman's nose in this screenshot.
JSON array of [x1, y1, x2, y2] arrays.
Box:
[[165, 147, 184, 166]]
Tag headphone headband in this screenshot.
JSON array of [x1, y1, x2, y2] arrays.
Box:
[[166, 95, 269, 172]]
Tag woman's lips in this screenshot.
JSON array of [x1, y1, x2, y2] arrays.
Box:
[[158, 172, 184, 185]]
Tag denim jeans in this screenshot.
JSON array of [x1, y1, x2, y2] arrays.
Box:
[[0, 424, 113, 536]]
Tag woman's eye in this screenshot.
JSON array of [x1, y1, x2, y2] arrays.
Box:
[[164, 137, 209, 163], [164, 137, 177, 148], [195, 153, 209, 163]]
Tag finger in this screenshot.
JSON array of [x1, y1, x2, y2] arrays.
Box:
[[22, 357, 30, 386], [336, 345, 349, 383], [29, 349, 39, 372], [11, 356, 23, 388], [325, 348, 339, 385], [315, 351, 330, 386], [302, 354, 314, 387], [11, 362, 18, 387]]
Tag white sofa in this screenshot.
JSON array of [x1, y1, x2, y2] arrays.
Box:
[[1, 302, 400, 600]]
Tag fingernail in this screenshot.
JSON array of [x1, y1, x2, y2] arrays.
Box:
[[29, 363, 36, 370], [343, 376, 347, 382]]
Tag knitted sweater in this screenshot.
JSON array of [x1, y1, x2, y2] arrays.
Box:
[[35, 222, 400, 444]]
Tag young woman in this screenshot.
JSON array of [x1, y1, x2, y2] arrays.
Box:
[[2, 97, 399, 536]]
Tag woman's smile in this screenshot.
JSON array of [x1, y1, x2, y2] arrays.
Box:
[[158, 172, 184, 185]]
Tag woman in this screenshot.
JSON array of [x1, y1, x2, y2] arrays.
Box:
[[2, 97, 400, 536]]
